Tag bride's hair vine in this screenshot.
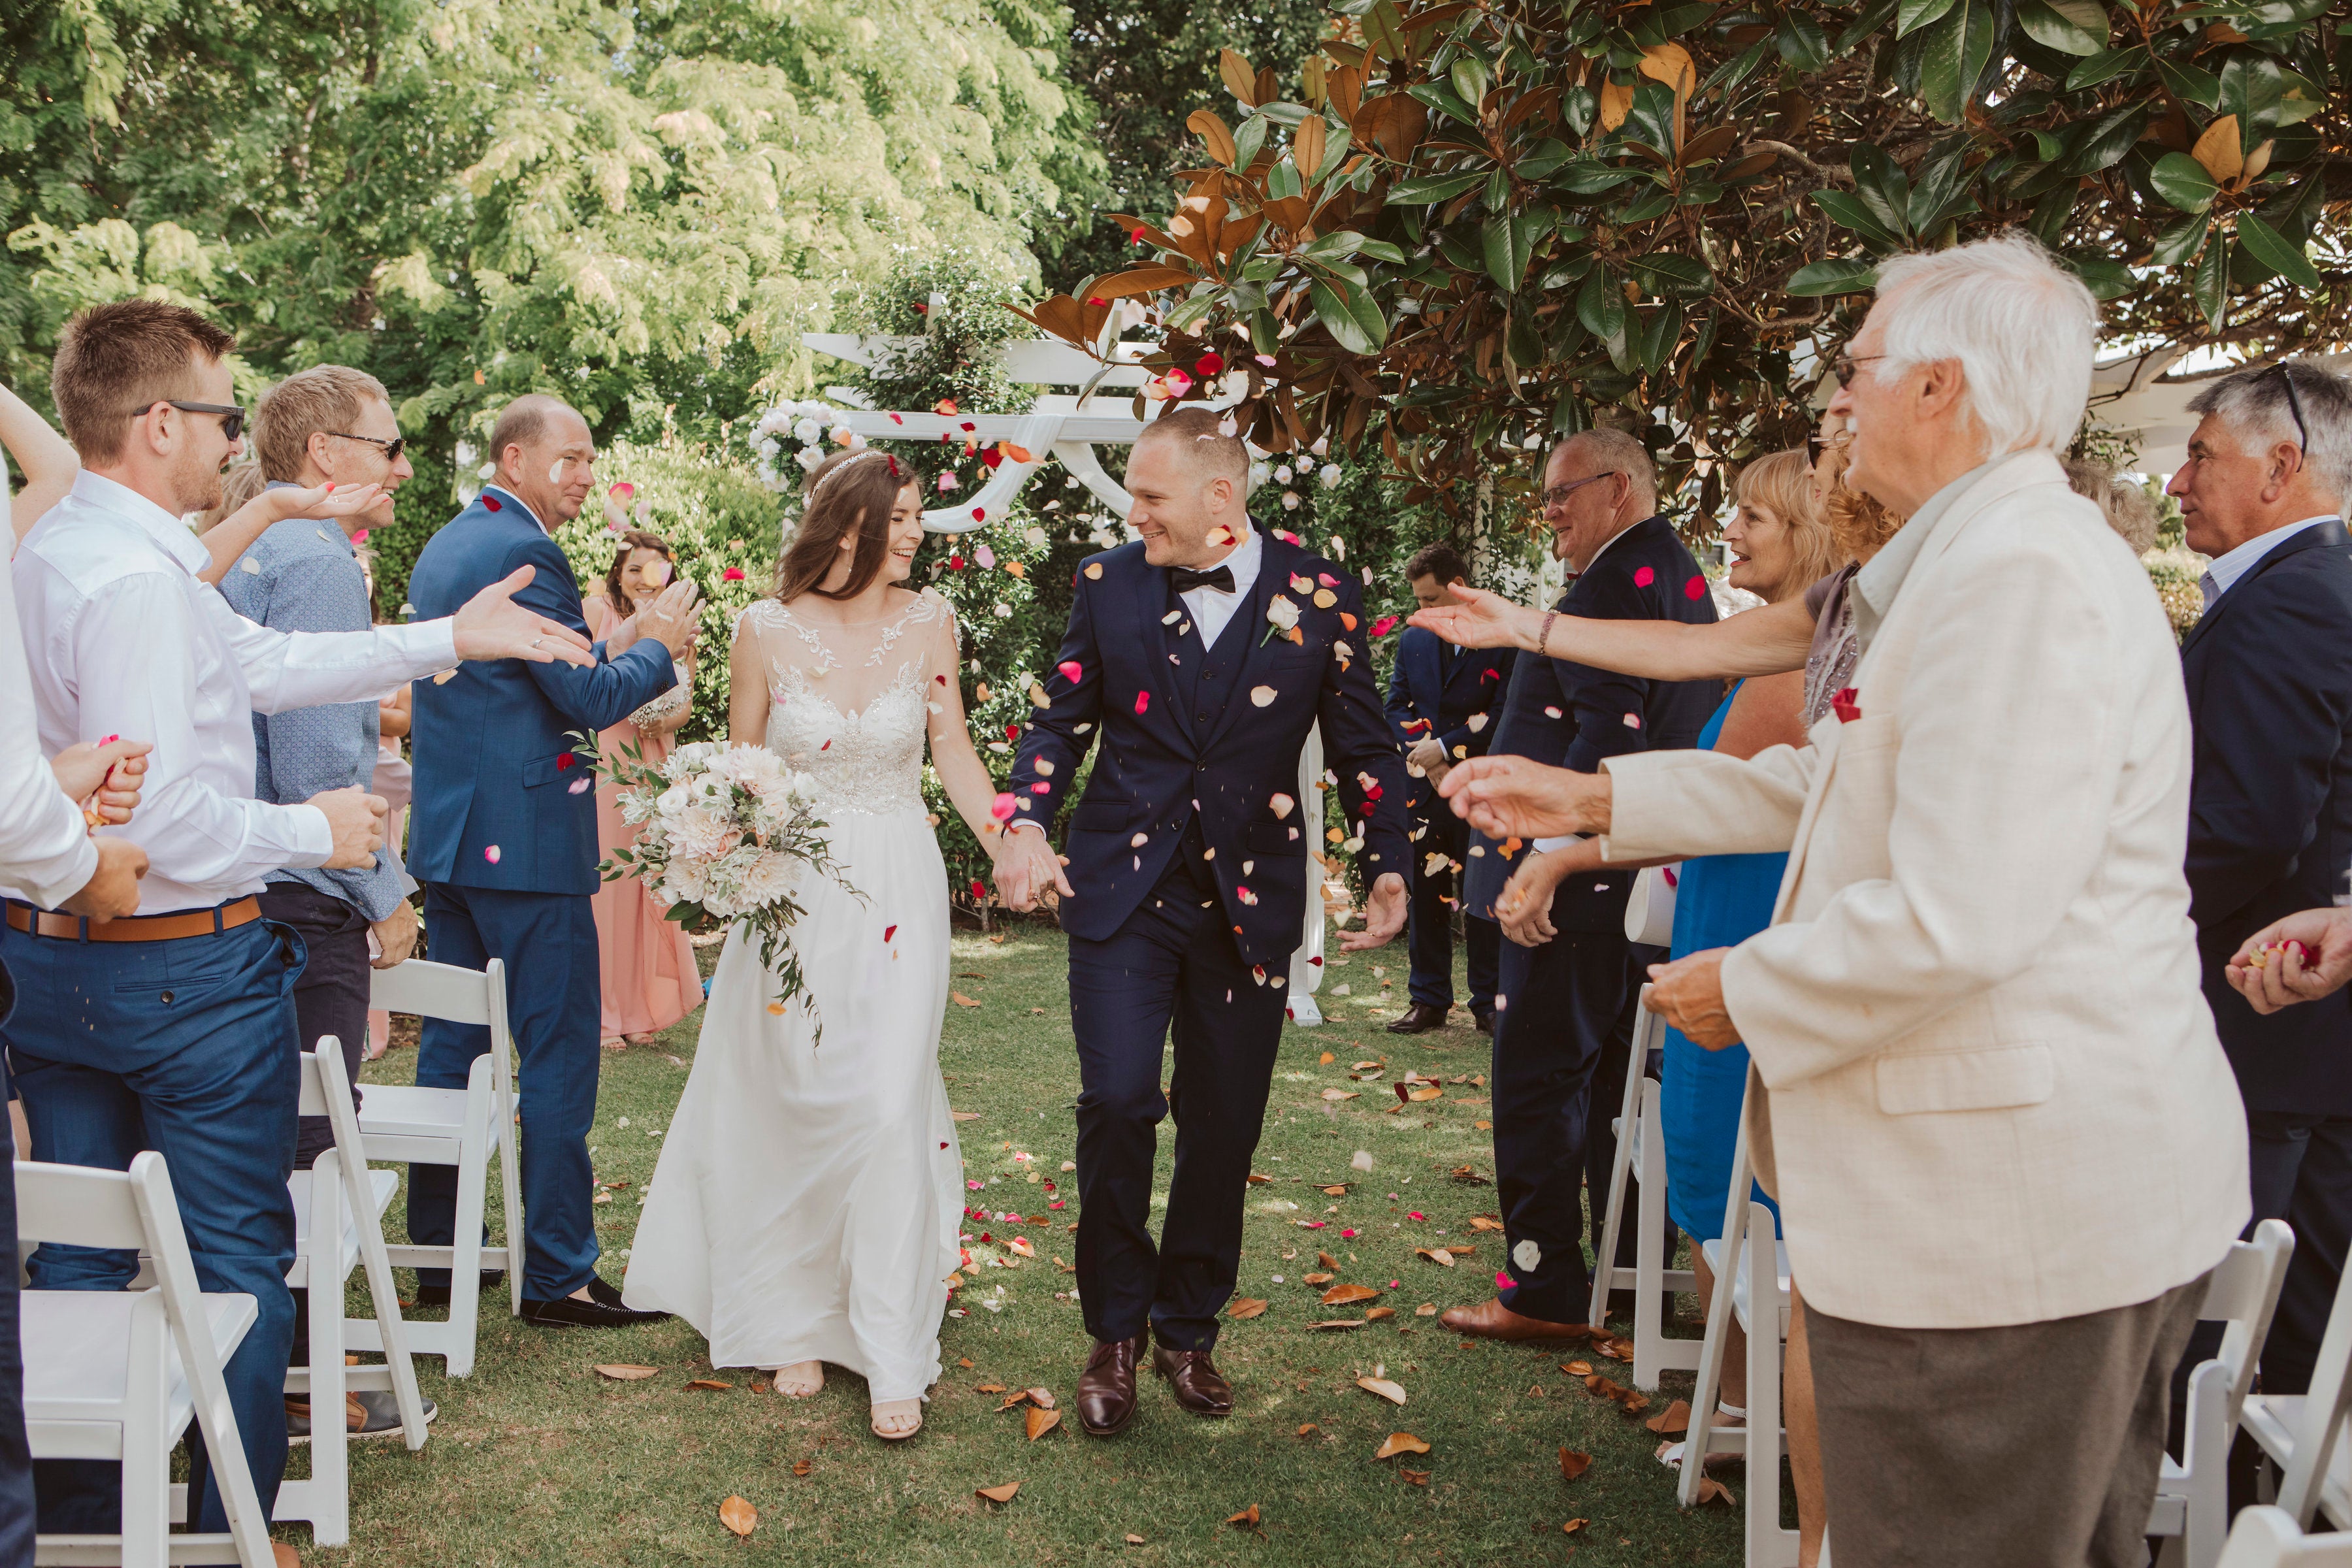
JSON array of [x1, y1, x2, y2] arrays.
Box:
[[806, 446, 893, 502]]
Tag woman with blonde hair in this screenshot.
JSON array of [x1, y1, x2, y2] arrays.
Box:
[[583, 523, 703, 1047]]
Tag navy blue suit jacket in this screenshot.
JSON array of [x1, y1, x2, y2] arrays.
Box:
[[1384, 626, 1513, 783], [1461, 515, 1721, 932], [2183, 517, 2352, 1114], [406, 487, 676, 897], [1008, 527, 1411, 966]]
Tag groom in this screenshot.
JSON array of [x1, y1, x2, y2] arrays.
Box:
[[1000, 406, 1411, 1434]]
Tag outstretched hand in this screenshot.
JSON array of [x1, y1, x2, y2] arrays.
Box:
[[1408, 585, 1537, 651], [994, 825, 1073, 913], [451, 566, 598, 667], [1437, 754, 1612, 841], [2228, 907, 2352, 1014], [1338, 872, 1409, 952]]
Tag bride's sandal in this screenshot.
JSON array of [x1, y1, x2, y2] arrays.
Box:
[[772, 1362, 824, 1398], [871, 1398, 923, 1441]]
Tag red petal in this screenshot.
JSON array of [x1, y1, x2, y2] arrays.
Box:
[[1685, 576, 1706, 600], [483, 496, 501, 512], [556, 753, 576, 770], [884, 924, 899, 942], [1134, 691, 1150, 714]]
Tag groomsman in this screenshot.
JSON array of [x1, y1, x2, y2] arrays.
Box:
[[3, 300, 591, 1545], [1443, 429, 1719, 1341], [405, 395, 697, 1327], [1384, 543, 1512, 1034], [2170, 359, 2352, 1397]]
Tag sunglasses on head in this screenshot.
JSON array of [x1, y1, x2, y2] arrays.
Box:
[[149, 400, 245, 442], [327, 429, 407, 463], [1806, 428, 1854, 465], [2269, 361, 2310, 456]]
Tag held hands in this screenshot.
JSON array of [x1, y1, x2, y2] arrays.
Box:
[[52, 737, 152, 826], [450, 566, 599, 668], [1437, 755, 1612, 841], [61, 838, 148, 921], [1407, 738, 1448, 776], [994, 825, 1073, 913], [1494, 849, 1564, 949], [310, 787, 389, 870], [1339, 872, 1409, 952], [1644, 948, 1741, 1049], [2227, 907, 2352, 1014], [1407, 585, 1539, 651]]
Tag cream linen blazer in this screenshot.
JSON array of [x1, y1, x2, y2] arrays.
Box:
[[1602, 450, 2249, 1330]]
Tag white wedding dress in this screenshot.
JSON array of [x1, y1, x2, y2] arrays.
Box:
[[623, 588, 964, 1403]]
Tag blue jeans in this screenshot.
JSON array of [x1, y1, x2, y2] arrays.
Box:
[[0, 907, 302, 1536], [408, 883, 603, 1300]]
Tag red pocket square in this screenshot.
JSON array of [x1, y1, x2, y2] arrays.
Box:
[[1831, 687, 1862, 723]]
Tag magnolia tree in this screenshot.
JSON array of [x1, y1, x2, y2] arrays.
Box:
[[1009, 0, 2345, 525]]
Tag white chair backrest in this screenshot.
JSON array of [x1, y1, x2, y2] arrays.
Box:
[[2219, 1507, 2352, 1567], [16, 1158, 148, 1252], [2200, 1219, 2296, 1426], [2278, 1233, 2352, 1527], [369, 957, 500, 1028], [301, 1043, 384, 1228]]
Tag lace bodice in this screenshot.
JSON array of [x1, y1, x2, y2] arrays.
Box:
[[738, 591, 953, 816]]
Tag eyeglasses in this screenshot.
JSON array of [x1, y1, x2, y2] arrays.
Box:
[[1806, 428, 1854, 465], [146, 400, 245, 442], [327, 430, 407, 462], [2270, 362, 2310, 457], [1541, 471, 1620, 510], [1830, 351, 1885, 386]]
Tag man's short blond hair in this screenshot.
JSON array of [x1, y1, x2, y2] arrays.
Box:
[[252, 365, 390, 482], [1133, 405, 1249, 487]]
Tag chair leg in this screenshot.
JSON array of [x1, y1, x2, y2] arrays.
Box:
[[120, 1426, 169, 1568], [308, 1260, 350, 1547], [446, 1079, 495, 1379], [1744, 1201, 1797, 1567], [1633, 1080, 1672, 1390], [1589, 1001, 1652, 1329], [1682, 1192, 1750, 1511]]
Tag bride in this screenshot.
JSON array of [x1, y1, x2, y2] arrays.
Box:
[[623, 447, 1010, 1440]]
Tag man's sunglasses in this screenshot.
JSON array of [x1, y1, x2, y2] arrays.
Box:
[[147, 400, 245, 442], [328, 430, 407, 462], [2270, 361, 2310, 457]]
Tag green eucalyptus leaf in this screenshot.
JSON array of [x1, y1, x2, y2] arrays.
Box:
[[2234, 212, 2323, 291], [2148, 151, 2219, 213], [1785, 258, 1880, 296]]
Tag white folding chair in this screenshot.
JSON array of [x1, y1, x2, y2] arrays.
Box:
[[1588, 984, 1699, 1388], [1676, 1103, 1798, 1567], [2219, 1507, 2352, 1567], [2151, 1220, 2296, 1568], [20, 1152, 277, 1568], [268, 1043, 430, 1548], [2249, 1224, 2352, 1533], [354, 957, 523, 1376]]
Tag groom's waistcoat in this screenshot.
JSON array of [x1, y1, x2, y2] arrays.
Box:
[[1010, 531, 1411, 966]]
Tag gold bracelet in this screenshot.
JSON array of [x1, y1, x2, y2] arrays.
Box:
[[1538, 609, 1559, 659]]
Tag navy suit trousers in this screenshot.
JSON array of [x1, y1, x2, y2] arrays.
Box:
[[1067, 835, 1290, 1350], [408, 883, 604, 1299], [0, 969, 35, 1568], [1490, 928, 1665, 1324], [1, 910, 302, 1536], [1405, 808, 1499, 1014]]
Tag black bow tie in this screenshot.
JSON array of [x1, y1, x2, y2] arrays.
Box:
[[1169, 563, 1235, 595]]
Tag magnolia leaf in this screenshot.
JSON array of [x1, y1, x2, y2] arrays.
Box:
[[1025, 1405, 1062, 1441], [2191, 114, 2244, 184], [1294, 115, 1327, 180], [1219, 48, 1258, 105], [1309, 276, 1388, 355], [1918, 0, 1995, 123], [1228, 1298, 1270, 1318], [1322, 1282, 1381, 1304], [1644, 1398, 1692, 1433], [595, 1363, 659, 1380], [1597, 78, 1635, 132], [976, 1481, 1022, 1504], [1786, 258, 1879, 296], [1414, 1246, 1456, 1267], [1375, 1431, 1432, 1459], [1559, 1447, 1593, 1480], [1895, 0, 1958, 35], [1482, 209, 1537, 293], [1186, 110, 1239, 169], [1358, 1375, 1408, 1404], [1387, 170, 1489, 204], [1227, 1503, 1262, 1527], [2016, 0, 2105, 54], [2065, 45, 2142, 91], [2148, 152, 2218, 213], [2236, 213, 2323, 291], [2149, 212, 2210, 269]]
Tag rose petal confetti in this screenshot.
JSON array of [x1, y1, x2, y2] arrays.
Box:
[[1370, 615, 1399, 637], [1633, 565, 1655, 587], [483, 845, 501, 863], [1250, 685, 1277, 707], [1686, 575, 1707, 600], [1134, 691, 1151, 715], [992, 793, 1017, 822], [568, 777, 592, 794]]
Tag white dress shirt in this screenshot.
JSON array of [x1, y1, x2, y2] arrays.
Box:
[[0, 554, 95, 909], [2199, 514, 2340, 607], [8, 470, 460, 915], [1180, 521, 1262, 647]]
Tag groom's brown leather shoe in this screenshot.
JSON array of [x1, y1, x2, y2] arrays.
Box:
[[1151, 1335, 1233, 1417], [1439, 1296, 1595, 1343], [1077, 1333, 1144, 1436]]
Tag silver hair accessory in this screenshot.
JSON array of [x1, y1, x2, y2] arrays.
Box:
[[808, 448, 894, 502]]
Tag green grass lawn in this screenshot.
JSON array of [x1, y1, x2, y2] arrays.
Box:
[[314, 924, 1749, 1565]]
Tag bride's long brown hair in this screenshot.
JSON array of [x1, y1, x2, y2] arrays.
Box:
[[772, 449, 920, 603]]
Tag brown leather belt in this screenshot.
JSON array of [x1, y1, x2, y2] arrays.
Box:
[[5, 896, 263, 943]]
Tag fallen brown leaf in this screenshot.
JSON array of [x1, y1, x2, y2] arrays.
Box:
[[1468, 1215, 1505, 1232], [719, 1495, 757, 1537], [684, 1379, 732, 1390], [1318, 1051, 1335, 1064], [1399, 1468, 1430, 1486], [998, 1391, 1036, 1411], [1415, 1303, 1437, 1316], [1646, 1398, 1691, 1435], [1227, 1298, 1269, 1319], [1322, 1282, 1380, 1305], [1316, 1251, 1341, 1270], [791, 1459, 811, 1477], [1559, 1447, 1593, 1482], [1407, 1085, 1443, 1102], [950, 1109, 981, 1121], [1295, 1423, 1319, 1437], [950, 992, 981, 1007], [976, 1481, 1021, 1505], [1358, 1375, 1407, 1405], [1365, 1306, 1396, 1321], [1448, 1165, 1490, 1184], [1303, 1272, 1335, 1285], [976, 1382, 1007, 1393], [1414, 1247, 1455, 1268], [1375, 1431, 1431, 1460], [1310, 1318, 1367, 1330], [957, 1357, 975, 1369], [1563, 1518, 1589, 1535], [594, 1364, 658, 1380], [1026, 1406, 1061, 1441], [1247, 1173, 1271, 1184], [1124, 1534, 1145, 1545], [1320, 1184, 1350, 1196], [1561, 1360, 1593, 1377], [1321, 1088, 1359, 1102], [1226, 1504, 1262, 1528], [1696, 1477, 1737, 1507], [1473, 1119, 1493, 1130], [1027, 1387, 1056, 1410]]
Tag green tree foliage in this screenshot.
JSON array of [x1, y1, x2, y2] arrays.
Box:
[[1015, 0, 2347, 527]]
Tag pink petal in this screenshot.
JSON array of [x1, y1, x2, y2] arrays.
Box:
[[991, 792, 1017, 822], [1134, 691, 1150, 715], [1058, 660, 1083, 683], [567, 777, 591, 794], [483, 845, 501, 863], [1633, 565, 1655, 587], [1686, 575, 1706, 600]]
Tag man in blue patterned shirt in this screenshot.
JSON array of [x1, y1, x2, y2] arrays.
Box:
[[220, 364, 433, 1442]]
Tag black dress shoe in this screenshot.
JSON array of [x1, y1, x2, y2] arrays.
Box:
[[521, 1277, 670, 1328], [1386, 1003, 1450, 1034], [412, 1269, 507, 1307], [1473, 1010, 1495, 1036], [1077, 1333, 1144, 1436]]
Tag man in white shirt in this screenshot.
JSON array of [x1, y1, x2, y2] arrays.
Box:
[[3, 299, 595, 1549]]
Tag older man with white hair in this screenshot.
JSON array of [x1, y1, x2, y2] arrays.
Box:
[[1433, 233, 2249, 1565]]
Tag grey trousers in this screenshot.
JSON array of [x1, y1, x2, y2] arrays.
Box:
[[1806, 1273, 2208, 1568]]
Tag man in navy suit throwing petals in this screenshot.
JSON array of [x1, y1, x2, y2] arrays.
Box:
[[999, 406, 1411, 1435]]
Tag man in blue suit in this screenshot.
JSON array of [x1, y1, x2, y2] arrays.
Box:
[[406, 395, 699, 1328], [2171, 361, 2352, 1397], [1384, 542, 1514, 1034], [1440, 429, 1721, 1341], [998, 407, 1411, 1436]]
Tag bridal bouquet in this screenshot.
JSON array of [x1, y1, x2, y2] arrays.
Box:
[[589, 736, 857, 1040]]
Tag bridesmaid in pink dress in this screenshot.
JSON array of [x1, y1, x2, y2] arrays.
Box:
[[584, 527, 703, 1048]]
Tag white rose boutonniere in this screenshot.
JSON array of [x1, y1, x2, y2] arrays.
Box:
[[1262, 593, 1301, 646]]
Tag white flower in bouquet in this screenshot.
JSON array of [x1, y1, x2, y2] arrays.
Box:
[[792, 416, 823, 445], [666, 804, 740, 862], [742, 850, 802, 906], [796, 446, 825, 472]]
